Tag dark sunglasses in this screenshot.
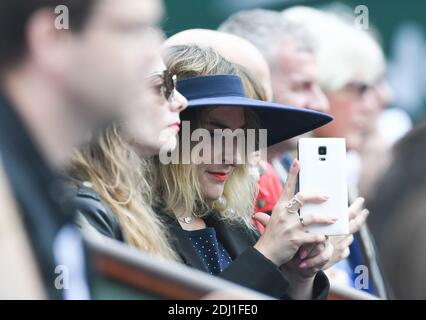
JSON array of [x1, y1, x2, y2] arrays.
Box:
[[147, 70, 177, 101]]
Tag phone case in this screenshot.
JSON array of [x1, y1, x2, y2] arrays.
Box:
[[298, 138, 349, 235]]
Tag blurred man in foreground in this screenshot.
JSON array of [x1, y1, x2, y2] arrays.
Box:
[[0, 0, 164, 299]]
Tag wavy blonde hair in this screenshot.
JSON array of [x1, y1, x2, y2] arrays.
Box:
[[69, 126, 179, 261], [149, 45, 264, 228]]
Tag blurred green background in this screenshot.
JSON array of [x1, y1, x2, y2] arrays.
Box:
[[162, 0, 426, 123]]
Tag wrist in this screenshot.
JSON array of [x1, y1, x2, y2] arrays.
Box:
[[290, 273, 316, 285], [281, 264, 316, 284], [281, 266, 316, 300], [254, 242, 279, 266]]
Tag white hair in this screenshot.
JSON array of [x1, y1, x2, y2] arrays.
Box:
[[282, 6, 386, 91], [218, 9, 313, 64]]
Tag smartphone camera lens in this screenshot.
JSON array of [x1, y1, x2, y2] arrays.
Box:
[[318, 146, 327, 155]]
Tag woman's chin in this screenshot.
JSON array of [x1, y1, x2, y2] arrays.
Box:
[[204, 187, 225, 201], [158, 135, 178, 153]]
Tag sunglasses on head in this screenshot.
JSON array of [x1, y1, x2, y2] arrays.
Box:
[[147, 69, 177, 101]]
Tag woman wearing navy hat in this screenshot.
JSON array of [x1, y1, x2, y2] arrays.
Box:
[[148, 45, 337, 299]]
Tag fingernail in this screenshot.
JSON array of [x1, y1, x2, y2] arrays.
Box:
[[292, 160, 298, 168], [364, 209, 370, 215], [322, 196, 329, 201], [299, 262, 307, 268]]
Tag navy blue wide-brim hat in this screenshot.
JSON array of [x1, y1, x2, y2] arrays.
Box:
[[176, 74, 333, 147]]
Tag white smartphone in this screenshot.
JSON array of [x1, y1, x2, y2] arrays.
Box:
[[297, 138, 349, 236]]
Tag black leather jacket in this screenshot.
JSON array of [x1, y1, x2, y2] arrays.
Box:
[[71, 186, 125, 241]]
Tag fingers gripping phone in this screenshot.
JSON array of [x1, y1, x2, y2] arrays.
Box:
[[297, 138, 349, 236]]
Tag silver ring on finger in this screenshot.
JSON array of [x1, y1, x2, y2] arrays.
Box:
[[286, 195, 303, 214], [294, 194, 304, 206]]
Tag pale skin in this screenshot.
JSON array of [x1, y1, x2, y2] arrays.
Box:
[[314, 82, 380, 151], [176, 107, 337, 299], [124, 57, 188, 158], [324, 197, 369, 269]]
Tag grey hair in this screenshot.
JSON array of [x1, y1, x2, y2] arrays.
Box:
[[282, 6, 386, 91], [218, 9, 313, 64]]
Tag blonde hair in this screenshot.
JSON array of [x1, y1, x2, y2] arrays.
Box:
[[69, 126, 179, 261], [149, 45, 263, 228]]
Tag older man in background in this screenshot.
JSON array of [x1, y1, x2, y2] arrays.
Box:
[[220, 9, 329, 168]]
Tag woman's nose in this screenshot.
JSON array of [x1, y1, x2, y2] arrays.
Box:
[[222, 138, 243, 166], [170, 90, 188, 112]]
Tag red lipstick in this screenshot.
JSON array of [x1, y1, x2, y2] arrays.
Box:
[[208, 171, 229, 182]]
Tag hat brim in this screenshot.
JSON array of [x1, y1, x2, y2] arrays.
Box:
[[185, 96, 333, 147]]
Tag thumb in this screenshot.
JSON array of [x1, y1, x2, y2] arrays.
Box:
[[253, 212, 271, 227]]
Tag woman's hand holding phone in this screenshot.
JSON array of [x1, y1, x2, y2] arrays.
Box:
[[253, 159, 338, 267]]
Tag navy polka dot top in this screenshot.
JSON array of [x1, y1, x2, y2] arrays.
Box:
[[184, 227, 232, 275]]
